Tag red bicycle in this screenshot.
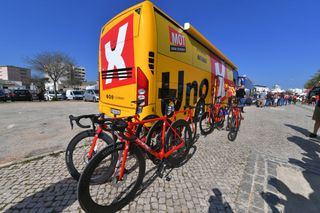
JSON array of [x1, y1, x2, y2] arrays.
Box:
[[227, 98, 242, 141], [66, 103, 158, 182], [77, 103, 192, 212], [199, 96, 227, 135]]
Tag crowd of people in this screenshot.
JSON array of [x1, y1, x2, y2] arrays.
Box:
[[254, 91, 300, 107]]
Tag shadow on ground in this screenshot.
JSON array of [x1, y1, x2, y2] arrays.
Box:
[[285, 123, 310, 137], [208, 188, 233, 213], [262, 124, 320, 213], [4, 177, 77, 213]]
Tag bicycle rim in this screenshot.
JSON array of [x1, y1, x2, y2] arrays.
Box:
[[199, 112, 214, 135], [165, 119, 191, 168], [66, 130, 112, 182]]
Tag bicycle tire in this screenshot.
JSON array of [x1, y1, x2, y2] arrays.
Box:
[[227, 117, 238, 141], [238, 113, 242, 130], [164, 119, 191, 168], [194, 98, 205, 122], [78, 143, 145, 213], [216, 108, 225, 129], [135, 114, 159, 139], [65, 130, 114, 182], [145, 119, 172, 165], [199, 112, 214, 135]]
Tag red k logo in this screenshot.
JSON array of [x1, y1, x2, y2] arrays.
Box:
[[100, 14, 135, 90], [210, 55, 226, 99]]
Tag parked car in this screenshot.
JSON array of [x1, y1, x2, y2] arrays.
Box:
[[66, 90, 84, 100], [60, 91, 67, 100], [83, 89, 99, 102], [11, 89, 33, 101], [0, 89, 7, 102], [44, 91, 63, 101], [30, 90, 39, 101], [3, 89, 14, 101]]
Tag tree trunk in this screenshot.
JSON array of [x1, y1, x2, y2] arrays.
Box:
[[53, 81, 57, 99]]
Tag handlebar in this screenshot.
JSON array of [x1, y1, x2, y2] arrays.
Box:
[[69, 113, 113, 130], [69, 113, 137, 141], [69, 114, 97, 129]]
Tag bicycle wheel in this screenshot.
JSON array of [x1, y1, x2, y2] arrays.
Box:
[[78, 143, 146, 213], [227, 117, 238, 141], [65, 130, 114, 182], [238, 113, 242, 129], [165, 119, 191, 168], [145, 119, 171, 165], [199, 112, 214, 135], [135, 114, 159, 139], [194, 98, 205, 122]]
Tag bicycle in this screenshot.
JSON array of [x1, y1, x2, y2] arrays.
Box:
[[227, 97, 242, 141], [65, 102, 158, 182], [199, 96, 228, 135], [144, 100, 198, 165], [77, 101, 192, 213]]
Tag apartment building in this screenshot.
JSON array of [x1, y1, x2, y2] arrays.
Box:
[[73, 66, 86, 82], [0, 65, 31, 85]]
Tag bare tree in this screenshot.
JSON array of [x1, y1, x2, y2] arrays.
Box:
[[27, 52, 75, 98], [30, 76, 49, 90]]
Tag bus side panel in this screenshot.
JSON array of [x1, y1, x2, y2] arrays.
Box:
[[210, 54, 235, 105], [154, 10, 236, 110], [156, 54, 211, 117], [154, 11, 211, 117]]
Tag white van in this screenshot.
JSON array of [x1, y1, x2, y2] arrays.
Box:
[[83, 89, 99, 102], [66, 90, 84, 100]]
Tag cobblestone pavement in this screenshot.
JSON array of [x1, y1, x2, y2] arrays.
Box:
[[0, 104, 319, 213]]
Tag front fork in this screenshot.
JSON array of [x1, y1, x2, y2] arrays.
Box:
[[115, 141, 130, 181], [87, 126, 103, 160]]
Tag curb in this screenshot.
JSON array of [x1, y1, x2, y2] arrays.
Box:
[[0, 149, 65, 169]]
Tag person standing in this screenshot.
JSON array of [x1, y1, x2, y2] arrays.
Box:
[[259, 90, 267, 107], [236, 85, 246, 112], [310, 96, 320, 138]]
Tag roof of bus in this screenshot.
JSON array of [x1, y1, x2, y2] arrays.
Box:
[[101, 0, 237, 70]]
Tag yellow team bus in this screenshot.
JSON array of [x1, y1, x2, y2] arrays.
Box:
[[99, 0, 238, 118]]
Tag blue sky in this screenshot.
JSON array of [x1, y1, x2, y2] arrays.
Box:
[[1, 0, 319, 89]]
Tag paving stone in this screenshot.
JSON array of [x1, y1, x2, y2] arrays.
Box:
[[1, 105, 319, 212]]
